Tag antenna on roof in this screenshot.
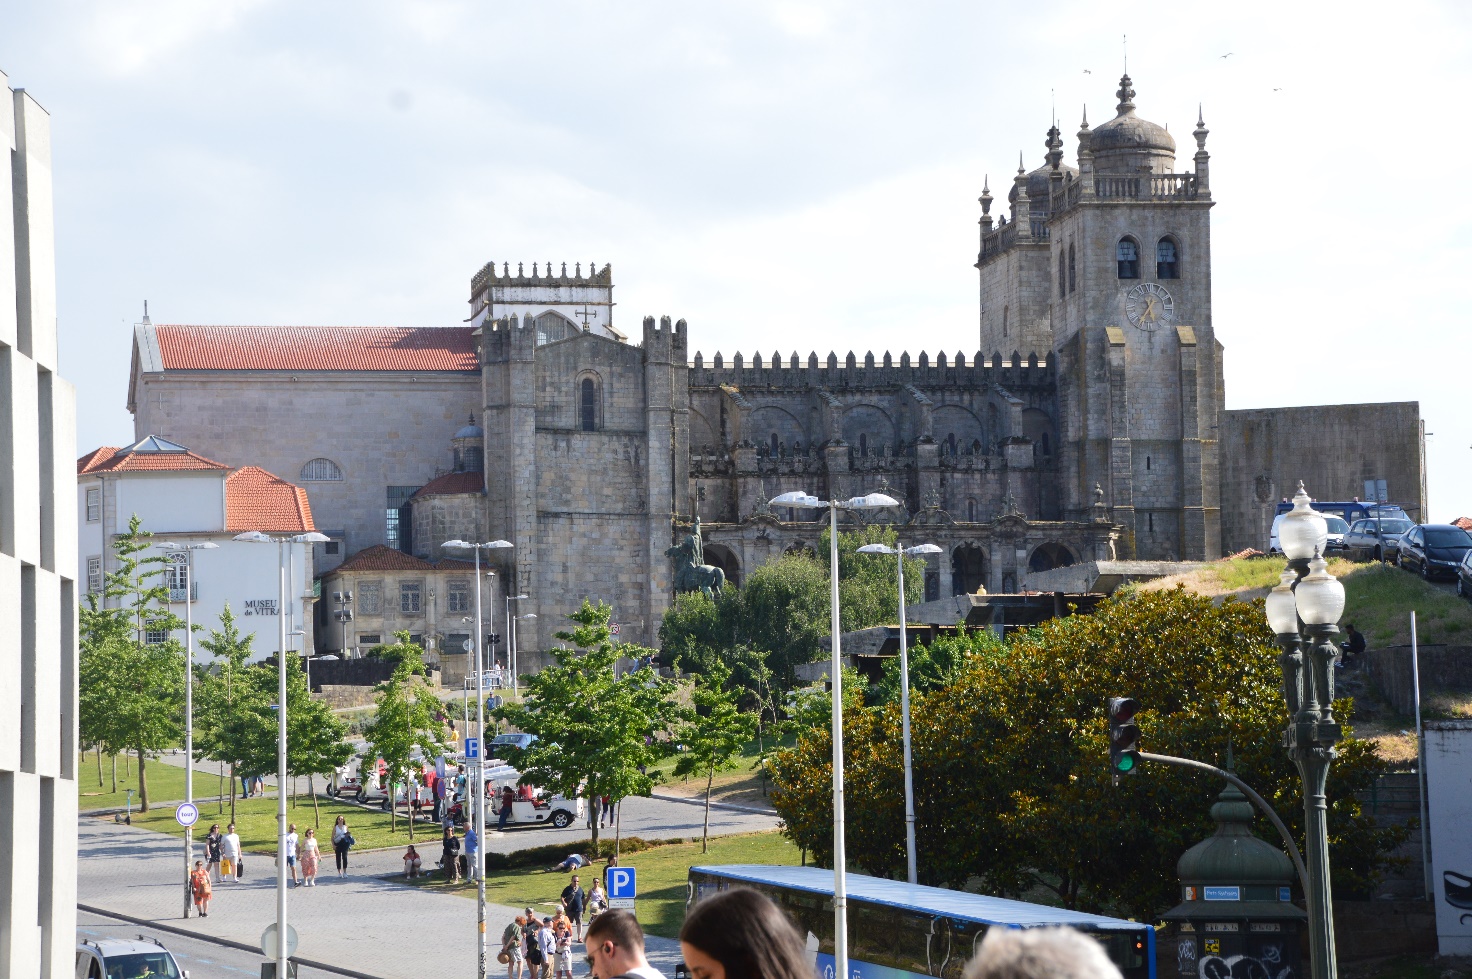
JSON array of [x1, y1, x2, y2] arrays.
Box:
[[141, 300, 151, 326], [1122, 34, 1127, 73]]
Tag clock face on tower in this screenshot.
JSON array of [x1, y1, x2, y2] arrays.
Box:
[[1124, 283, 1175, 332]]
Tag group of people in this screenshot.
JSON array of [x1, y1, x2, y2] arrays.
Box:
[[187, 815, 360, 917]]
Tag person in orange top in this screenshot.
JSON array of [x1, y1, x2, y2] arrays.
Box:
[[189, 860, 213, 917]]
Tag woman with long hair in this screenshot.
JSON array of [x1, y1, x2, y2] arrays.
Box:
[[679, 888, 811, 979], [331, 814, 353, 876]]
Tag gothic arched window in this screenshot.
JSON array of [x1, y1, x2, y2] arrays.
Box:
[[1117, 238, 1140, 279], [1058, 249, 1066, 299], [1157, 237, 1180, 279], [770, 433, 780, 456], [301, 458, 343, 481], [1002, 306, 1009, 338], [1067, 242, 1076, 293], [580, 377, 598, 432], [859, 433, 868, 457]]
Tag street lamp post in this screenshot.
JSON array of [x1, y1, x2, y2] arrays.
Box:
[[769, 489, 899, 979], [333, 590, 353, 657], [1264, 482, 1345, 979], [506, 593, 529, 691], [857, 539, 942, 884], [233, 529, 328, 978], [443, 539, 514, 979], [155, 540, 218, 918]]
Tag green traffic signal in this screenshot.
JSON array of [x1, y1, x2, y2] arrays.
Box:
[[1107, 697, 1142, 777]]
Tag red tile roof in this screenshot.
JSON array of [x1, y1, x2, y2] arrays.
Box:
[[411, 471, 484, 499], [1453, 517, 1472, 531], [152, 325, 479, 373], [77, 445, 230, 474], [330, 545, 437, 573], [225, 466, 316, 533]]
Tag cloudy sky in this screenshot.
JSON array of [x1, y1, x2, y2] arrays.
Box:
[[6, 1, 1471, 519]]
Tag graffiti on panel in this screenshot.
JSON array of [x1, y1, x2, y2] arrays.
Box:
[[1198, 949, 1292, 979], [1175, 939, 1197, 975]]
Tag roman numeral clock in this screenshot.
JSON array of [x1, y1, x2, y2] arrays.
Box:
[[1125, 282, 1175, 332]]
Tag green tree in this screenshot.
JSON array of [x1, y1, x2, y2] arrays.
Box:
[[673, 659, 759, 851], [866, 625, 1005, 708], [195, 604, 257, 822], [492, 600, 681, 850], [769, 588, 1405, 919], [77, 516, 184, 812], [281, 657, 353, 828], [362, 632, 446, 839]]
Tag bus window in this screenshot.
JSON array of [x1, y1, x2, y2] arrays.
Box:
[[940, 921, 989, 979], [849, 903, 934, 975]]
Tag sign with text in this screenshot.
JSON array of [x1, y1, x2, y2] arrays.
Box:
[[243, 598, 279, 617], [1202, 886, 1240, 901], [464, 738, 480, 760], [174, 802, 199, 828], [608, 867, 637, 899]]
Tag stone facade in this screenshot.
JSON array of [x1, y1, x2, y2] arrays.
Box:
[[126, 73, 1427, 658]]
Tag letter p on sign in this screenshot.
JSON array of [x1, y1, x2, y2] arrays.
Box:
[[608, 867, 637, 899]]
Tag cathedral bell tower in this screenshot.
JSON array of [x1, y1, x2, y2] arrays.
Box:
[[979, 75, 1223, 560]]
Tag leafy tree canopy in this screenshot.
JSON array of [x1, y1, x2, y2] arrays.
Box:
[[769, 587, 1405, 919], [362, 632, 447, 838]]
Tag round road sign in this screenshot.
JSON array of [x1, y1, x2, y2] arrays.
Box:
[[260, 923, 300, 959], [174, 802, 199, 828]]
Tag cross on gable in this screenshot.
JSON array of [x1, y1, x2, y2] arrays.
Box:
[[574, 305, 596, 329]]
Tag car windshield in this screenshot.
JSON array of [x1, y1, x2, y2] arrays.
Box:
[[1426, 528, 1472, 548], [105, 952, 182, 979], [1325, 517, 1349, 533], [1371, 519, 1413, 534]]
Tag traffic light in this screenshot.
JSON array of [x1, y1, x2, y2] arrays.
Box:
[[1108, 697, 1142, 775]]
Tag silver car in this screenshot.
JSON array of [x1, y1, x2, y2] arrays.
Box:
[[1344, 516, 1413, 561]]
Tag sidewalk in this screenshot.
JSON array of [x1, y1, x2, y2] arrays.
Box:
[[77, 816, 684, 978]]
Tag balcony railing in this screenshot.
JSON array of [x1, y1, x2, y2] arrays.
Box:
[[1094, 173, 1198, 200], [169, 582, 199, 603]]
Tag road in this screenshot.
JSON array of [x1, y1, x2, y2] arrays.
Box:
[[79, 910, 267, 978]]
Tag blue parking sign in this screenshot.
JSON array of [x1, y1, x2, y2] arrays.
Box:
[[608, 867, 637, 899], [465, 737, 480, 760]]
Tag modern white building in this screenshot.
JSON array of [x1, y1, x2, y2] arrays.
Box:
[[77, 435, 319, 662], [1, 71, 78, 979]]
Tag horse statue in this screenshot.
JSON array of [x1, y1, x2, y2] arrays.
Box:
[[666, 518, 726, 598]]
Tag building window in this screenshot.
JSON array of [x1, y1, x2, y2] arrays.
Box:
[[358, 634, 382, 647], [400, 580, 423, 614], [85, 487, 101, 522], [1117, 238, 1140, 278], [1067, 242, 1076, 293], [386, 486, 418, 551], [580, 377, 598, 432], [325, 541, 340, 555], [1002, 306, 1009, 338], [1157, 237, 1180, 279], [359, 581, 382, 615], [165, 552, 190, 602], [448, 580, 471, 614], [1058, 250, 1066, 299], [446, 633, 471, 657], [301, 458, 343, 481], [1041, 432, 1052, 456], [86, 555, 102, 593], [145, 628, 169, 645]]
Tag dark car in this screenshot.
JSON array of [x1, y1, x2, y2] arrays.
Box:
[[1397, 524, 1472, 580], [1458, 550, 1472, 600], [1344, 516, 1414, 561]]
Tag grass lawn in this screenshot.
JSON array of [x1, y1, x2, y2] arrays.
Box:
[[109, 792, 447, 853], [76, 751, 230, 813], [404, 830, 802, 939], [1141, 556, 1472, 646], [646, 734, 794, 807]]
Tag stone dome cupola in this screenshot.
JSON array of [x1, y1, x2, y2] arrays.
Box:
[[1089, 74, 1177, 175], [1008, 123, 1078, 221], [452, 415, 485, 473]]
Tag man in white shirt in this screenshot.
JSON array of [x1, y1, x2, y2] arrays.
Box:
[[537, 917, 556, 979], [222, 823, 243, 881], [584, 910, 667, 979], [286, 823, 300, 887]]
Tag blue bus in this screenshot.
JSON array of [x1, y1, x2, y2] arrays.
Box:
[[687, 865, 1154, 979]]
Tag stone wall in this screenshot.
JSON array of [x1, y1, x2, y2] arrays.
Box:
[[1219, 402, 1426, 555], [1364, 645, 1472, 715]]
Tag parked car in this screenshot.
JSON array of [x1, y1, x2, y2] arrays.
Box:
[[489, 732, 537, 761], [1397, 524, 1472, 580], [1459, 551, 1472, 599], [77, 936, 188, 979], [1268, 513, 1350, 555], [486, 765, 582, 829], [1344, 516, 1414, 561]]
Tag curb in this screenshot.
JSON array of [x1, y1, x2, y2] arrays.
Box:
[[78, 903, 388, 979], [648, 791, 779, 817]]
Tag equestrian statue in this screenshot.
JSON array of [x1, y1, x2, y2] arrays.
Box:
[[667, 517, 726, 598]]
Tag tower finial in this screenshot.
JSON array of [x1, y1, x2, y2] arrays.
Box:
[[1081, 105, 1089, 129], [1017, 150, 1025, 175], [1197, 102, 1205, 128], [1116, 72, 1136, 114]]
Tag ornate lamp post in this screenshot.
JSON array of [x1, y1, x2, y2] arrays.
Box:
[[769, 489, 900, 979], [1264, 482, 1345, 979]]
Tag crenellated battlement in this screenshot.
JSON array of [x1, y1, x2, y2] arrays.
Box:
[[471, 260, 612, 293], [687, 349, 1053, 391]]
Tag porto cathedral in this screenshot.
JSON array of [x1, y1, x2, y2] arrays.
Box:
[[127, 75, 1424, 659]]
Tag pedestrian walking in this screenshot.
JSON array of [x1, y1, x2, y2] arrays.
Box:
[[599, 796, 613, 828], [553, 921, 574, 979], [189, 860, 212, 917], [587, 879, 607, 919], [286, 823, 300, 886], [501, 915, 526, 979], [522, 909, 543, 977], [204, 824, 223, 883], [440, 825, 462, 881], [222, 823, 243, 881], [498, 785, 515, 831], [463, 826, 478, 880], [301, 828, 320, 886], [537, 916, 556, 979], [560, 874, 585, 941], [332, 815, 354, 876]]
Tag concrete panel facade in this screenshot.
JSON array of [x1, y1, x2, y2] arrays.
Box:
[[1, 70, 77, 979]]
